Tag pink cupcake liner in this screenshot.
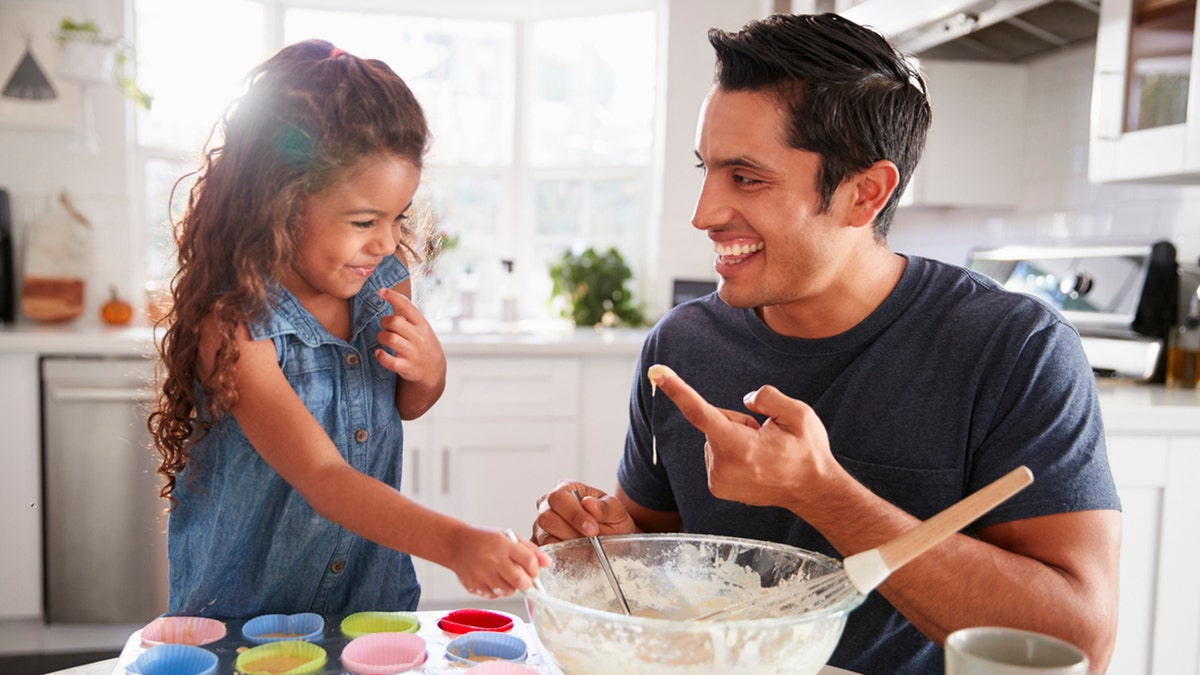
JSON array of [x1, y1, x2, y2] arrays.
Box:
[[140, 617, 227, 647], [341, 632, 427, 673]]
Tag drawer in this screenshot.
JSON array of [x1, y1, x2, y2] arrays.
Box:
[[438, 356, 580, 418]]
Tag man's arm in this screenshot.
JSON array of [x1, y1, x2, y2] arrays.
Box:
[[651, 366, 1120, 671]]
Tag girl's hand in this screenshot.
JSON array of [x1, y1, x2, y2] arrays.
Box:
[[375, 286, 446, 389], [452, 528, 550, 599]]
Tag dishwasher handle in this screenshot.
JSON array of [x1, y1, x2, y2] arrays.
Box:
[[50, 386, 156, 403]]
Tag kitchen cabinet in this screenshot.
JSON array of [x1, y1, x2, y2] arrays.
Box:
[[0, 352, 43, 620], [1090, 0, 1200, 182], [402, 355, 584, 605], [1100, 386, 1200, 674], [900, 60, 1026, 208], [402, 352, 639, 607]]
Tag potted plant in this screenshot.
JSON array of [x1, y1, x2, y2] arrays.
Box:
[[549, 246, 645, 328], [56, 18, 152, 109]]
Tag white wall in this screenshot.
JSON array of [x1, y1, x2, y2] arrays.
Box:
[[890, 43, 1200, 269], [0, 0, 139, 325]]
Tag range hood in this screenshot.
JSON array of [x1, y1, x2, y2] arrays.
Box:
[[838, 0, 1101, 62]]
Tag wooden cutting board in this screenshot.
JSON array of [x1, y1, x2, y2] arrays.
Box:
[[21, 192, 90, 323]]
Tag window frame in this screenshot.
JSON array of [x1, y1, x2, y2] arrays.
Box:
[[131, 0, 661, 324]]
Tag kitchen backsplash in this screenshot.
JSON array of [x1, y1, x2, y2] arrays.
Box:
[[891, 44, 1200, 269]]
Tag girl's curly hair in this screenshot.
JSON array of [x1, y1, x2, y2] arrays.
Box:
[[147, 40, 431, 507]]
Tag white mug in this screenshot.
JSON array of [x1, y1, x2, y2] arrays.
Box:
[[945, 626, 1090, 674]]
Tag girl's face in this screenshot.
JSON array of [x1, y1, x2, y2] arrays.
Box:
[[285, 155, 421, 304]]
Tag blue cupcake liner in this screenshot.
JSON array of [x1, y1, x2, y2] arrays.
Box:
[[445, 632, 528, 666], [126, 644, 218, 675], [241, 612, 324, 644]]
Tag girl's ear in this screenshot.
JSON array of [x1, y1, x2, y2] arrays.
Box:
[[847, 159, 900, 230]]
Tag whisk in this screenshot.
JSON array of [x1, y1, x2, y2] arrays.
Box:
[[695, 465, 1034, 621]]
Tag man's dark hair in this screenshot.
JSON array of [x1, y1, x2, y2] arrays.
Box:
[[709, 13, 932, 239]]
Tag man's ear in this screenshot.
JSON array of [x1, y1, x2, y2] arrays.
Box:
[[847, 160, 900, 229]]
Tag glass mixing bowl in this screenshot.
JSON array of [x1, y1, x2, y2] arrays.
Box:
[[524, 533, 863, 675]]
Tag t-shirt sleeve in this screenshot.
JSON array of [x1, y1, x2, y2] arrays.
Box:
[[967, 318, 1121, 529]]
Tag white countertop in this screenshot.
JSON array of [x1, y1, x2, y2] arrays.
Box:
[[3, 320, 1197, 435], [0, 320, 648, 357], [1096, 380, 1200, 433]]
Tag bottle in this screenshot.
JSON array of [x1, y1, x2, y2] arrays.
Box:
[[1166, 284, 1200, 388], [500, 259, 518, 329], [458, 265, 477, 321]]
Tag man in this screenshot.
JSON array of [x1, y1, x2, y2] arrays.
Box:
[[533, 13, 1120, 674]]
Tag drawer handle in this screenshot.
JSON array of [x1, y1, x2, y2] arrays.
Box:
[[411, 448, 420, 496], [441, 448, 450, 495]]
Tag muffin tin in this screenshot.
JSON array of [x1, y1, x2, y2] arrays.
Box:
[[113, 609, 562, 674]]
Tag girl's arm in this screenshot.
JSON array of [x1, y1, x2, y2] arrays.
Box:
[[197, 315, 542, 597], [376, 278, 446, 420]]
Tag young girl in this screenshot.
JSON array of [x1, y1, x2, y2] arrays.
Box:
[[148, 39, 547, 619]]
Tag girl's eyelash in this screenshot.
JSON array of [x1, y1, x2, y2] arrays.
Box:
[[351, 220, 374, 228]]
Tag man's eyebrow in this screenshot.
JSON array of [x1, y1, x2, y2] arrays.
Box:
[[693, 151, 769, 171]]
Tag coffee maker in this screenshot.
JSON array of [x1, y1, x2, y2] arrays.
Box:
[[967, 241, 1179, 382]]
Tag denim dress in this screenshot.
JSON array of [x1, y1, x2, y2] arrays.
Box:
[[166, 255, 421, 619]]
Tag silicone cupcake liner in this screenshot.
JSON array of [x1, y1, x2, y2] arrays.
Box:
[[234, 640, 327, 675], [140, 616, 227, 647], [242, 613, 324, 644], [445, 632, 528, 667], [340, 632, 428, 673], [340, 611, 419, 638], [437, 608, 514, 635], [126, 644, 218, 675]]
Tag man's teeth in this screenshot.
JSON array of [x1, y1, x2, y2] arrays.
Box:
[[714, 241, 765, 257]]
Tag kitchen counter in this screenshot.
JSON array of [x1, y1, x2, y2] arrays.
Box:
[[0, 320, 649, 356], [1096, 380, 1200, 434]]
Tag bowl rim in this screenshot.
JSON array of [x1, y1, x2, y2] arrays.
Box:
[[528, 532, 866, 626]]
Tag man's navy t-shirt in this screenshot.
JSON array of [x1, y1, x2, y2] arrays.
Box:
[[618, 255, 1120, 675]]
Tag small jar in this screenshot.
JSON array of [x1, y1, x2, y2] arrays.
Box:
[[1166, 320, 1200, 388]]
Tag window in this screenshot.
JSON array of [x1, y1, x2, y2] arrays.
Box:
[[133, 1, 658, 326]]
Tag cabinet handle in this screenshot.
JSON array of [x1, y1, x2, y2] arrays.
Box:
[[411, 448, 420, 496], [51, 386, 155, 403], [441, 448, 450, 495]]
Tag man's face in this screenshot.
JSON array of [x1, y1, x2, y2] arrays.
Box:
[[691, 87, 858, 312]]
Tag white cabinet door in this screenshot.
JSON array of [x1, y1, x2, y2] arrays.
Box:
[[1089, 0, 1200, 183], [0, 353, 42, 619], [1106, 432, 1200, 674], [415, 418, 578, 605], [410, 354, 584, 607]]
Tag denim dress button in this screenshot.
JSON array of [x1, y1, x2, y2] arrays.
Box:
[[345, 352, 360, 367], [354, 429, 369, 442], [330, 560, 346, 574]]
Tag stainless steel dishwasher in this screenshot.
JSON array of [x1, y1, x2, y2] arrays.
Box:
[[41, 355, 167, 623]]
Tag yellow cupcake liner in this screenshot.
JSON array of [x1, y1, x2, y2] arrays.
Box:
[[234, 640, 327, 675]]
